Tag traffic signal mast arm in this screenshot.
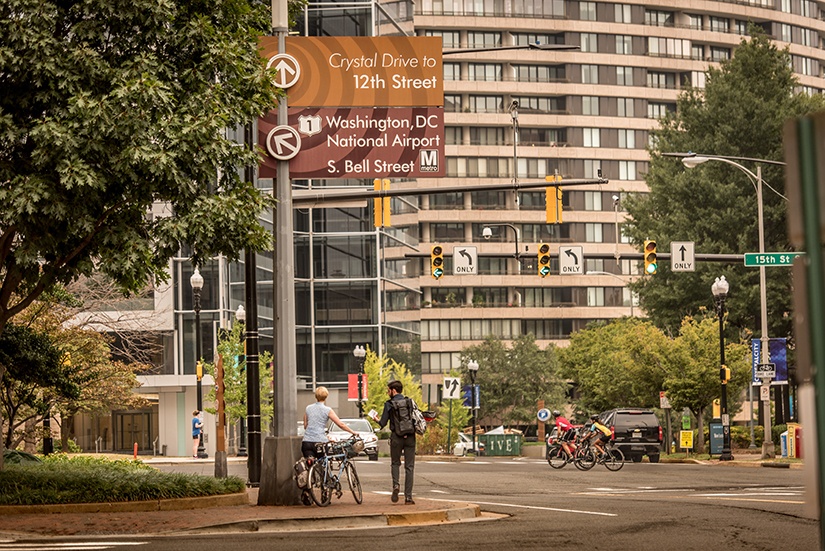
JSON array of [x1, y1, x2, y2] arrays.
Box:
[[406, 251, 746, 262]]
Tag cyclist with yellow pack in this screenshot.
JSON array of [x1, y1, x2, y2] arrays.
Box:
[[587, 414, 612, 457]]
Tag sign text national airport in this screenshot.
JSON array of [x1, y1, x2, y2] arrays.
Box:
[[258, 36, 444, 179]]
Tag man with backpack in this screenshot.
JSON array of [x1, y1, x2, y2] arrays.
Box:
[[371, 380, 417, 505]]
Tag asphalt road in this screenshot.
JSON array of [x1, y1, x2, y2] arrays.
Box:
[[2, 457, 817, 551]]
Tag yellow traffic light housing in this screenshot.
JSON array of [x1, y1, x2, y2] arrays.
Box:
[[644, 239, 658, 274], [721, 365, 731, 384], [431, 245, 444, 279], [544, 174, 563, 224], [537, 243, 551, 277]]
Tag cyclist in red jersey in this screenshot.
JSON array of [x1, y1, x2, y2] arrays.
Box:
[[552, 410, 576, 458]]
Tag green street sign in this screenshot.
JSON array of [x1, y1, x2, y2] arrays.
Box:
[[744, 252, 805, 267]]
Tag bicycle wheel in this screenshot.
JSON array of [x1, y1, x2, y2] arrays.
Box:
[[308, 461, 332, 506], [574, 447, 597, 471], [548, 445, 568, 469], [603, 448, 625, 472], [343, 461, 363, 504]]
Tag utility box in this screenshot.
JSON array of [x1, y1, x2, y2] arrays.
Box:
[[709, 421, 723, 455]]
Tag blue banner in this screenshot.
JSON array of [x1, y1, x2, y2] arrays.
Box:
[[462, 385, 480, 409], [751, 338, 788, 385]]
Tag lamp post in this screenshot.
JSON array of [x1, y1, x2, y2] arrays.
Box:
[[612, 194, 621, 261], [482, 223, 521, 278], [509, 100, 519, 205], [467, 359, 479, 454], [190, 266, 208, 459], [353, 345, 367, 418], [235, 304, 247, 457], [712, 275, 734, 461], [682, 154, 781, 455]]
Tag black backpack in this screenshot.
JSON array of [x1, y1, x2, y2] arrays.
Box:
[[389, 398, 416, 437]]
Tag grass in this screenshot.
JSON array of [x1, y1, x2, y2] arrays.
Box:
[[0, 454, 245, 506]]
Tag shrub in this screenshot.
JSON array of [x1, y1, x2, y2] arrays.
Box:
[[0, 454, 245, 506]]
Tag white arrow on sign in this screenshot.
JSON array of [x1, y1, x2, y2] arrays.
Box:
[[266, 126, 302, 161], [671, 241, 695, 272], [443, 377, 461, 400], [559, 246, 583, 274], [453, 246, 477, 275], [266, 54, 301, 89]]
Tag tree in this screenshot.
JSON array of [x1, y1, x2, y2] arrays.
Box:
[[623, 28, 825, 337], [362, 348, 424, 431], [665, 313, 750, 453], [460, 334, 567, 427], [203, 323, 273, 449], [558, 319, 672, 417]]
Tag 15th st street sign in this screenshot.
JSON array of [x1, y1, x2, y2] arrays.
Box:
[[744, 252, 805, 267]]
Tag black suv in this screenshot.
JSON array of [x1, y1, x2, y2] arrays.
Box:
[[600, 408, 663, 463]]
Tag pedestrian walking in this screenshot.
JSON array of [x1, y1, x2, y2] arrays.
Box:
[[191, 410, 203, 458], [371, 380, 417, 505]]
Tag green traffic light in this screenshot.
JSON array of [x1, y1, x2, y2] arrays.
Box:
[[540, 266, 551, 277], [646, 262, 657, 274], [433, 267, 444, 279]]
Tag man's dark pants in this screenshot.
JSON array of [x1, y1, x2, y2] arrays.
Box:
[[390, 432, 416, 499]]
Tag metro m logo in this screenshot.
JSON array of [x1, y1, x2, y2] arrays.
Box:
[[419, 149, 439, 172]]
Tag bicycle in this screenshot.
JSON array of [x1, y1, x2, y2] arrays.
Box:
[[590, 444, 625, 472], [307, 436, 364, 506], [547, 429, 596, 471]]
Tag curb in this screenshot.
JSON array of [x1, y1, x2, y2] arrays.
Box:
[[0, 491, 248, 515], [190, 503, 482, 533]]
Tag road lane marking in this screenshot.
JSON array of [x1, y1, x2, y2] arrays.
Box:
[[428, 498, 617, 517], [711, 497, 805, 505]]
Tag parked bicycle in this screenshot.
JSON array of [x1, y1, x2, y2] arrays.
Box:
[[308, 436, 364, 506]]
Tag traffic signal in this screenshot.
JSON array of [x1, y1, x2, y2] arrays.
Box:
[[537, 243, 551, 277], [644, 239, 658, 274], [431, 245, 444, 279], [544, 174, 563, 224], [720, 365, 731, 384], [373, 178, 391, 227]]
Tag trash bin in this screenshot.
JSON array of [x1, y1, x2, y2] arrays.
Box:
[[795, 426, 803, 458], [780, 431, 789, 458], [478, 434, 521, 456]]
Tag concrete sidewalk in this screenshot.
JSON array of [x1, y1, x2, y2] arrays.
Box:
[[0, 487, 483, 538]]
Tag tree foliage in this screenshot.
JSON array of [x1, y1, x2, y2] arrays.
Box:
[[623, 29, 825, 337], [459, 334, 567, 427], [203, 322, 273, 445], [0, 0, 284, 335], [362, 349, 424, 426]]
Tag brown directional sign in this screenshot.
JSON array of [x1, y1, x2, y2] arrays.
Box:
[[259, 107, 445, 179], [259, 36, 443, 107]]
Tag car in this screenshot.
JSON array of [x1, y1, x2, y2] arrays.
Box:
[[453, 432, 485, 456], [599, 408, 663, 463], [327, 418, 379, 460]]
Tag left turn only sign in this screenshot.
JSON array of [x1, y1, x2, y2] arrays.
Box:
[[265, 126, 301, 161]]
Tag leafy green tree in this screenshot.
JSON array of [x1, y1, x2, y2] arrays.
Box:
[[460, 334, 566, 427], [559, 318, 672, 416], [623, 28, 825, 337], [203, 323, 274, 446], [665, 313, 750, 453], [362, 349, 424, 431]]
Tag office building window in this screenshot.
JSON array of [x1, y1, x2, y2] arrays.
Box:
[[429, 192, 464, 209], [648, 102, 674, 119], [709, 16, 729, 33], [735, 20, 748, 35], [514, 96, 567, 113], [582, 96, 599, 115], [587, 287, 605, 306], [468, 31, 501, 47], [585, 223, 604, 243], [469, 127, 505, 145], [618, 97, 634, 117], [648, 37, 690, 58], [584, 191, 602, 211], [472, 191, 506, 209], [469, 95, 503, 113], [619, 161, 636, 180], [645, 9, 673, 26], [445, 127, 462, 144], [617, 66, 633, 86], [514, 65, 565, 82], [691, 45, 704, 60], [618, 129, 635, 149], [647, 71, 675, 89], [444, 94, 462, 112], [431, 223, 465, 241], [710, 46, 730, 61], [616, 35, 632, 55], [581, 33, 598, 53], [444, 62, 461, 80], [425, 30, 460, 48], [469, 63, 502, 81], [583, 128, 600, 148], [514, 33, 565, 46], [580, 1, 596, 20], [690, 71, 707, 89], [582, 64, 599, 84], [780, 0, 791, 13], [615, 3, 631, 23], [687, 14, 702, 30], [584, 160, 601, 179]]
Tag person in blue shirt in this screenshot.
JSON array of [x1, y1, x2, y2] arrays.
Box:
[[191, 410, 203, 459], [302, 386, 357, 460]]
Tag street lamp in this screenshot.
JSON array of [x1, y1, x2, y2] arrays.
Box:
[[509, 100, 519, 202], [467, 359, 479, 454], [712, 275, 734, 461], [353, 345, 367, 418], [682, 154, 779, 455], [612, 194, 621, 261], [190, 266, 208, 459], [235, 304, 247, 457]]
